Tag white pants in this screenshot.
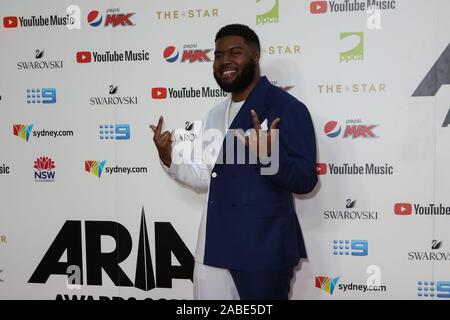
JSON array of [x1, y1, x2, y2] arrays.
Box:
[[193, 262, 241, 300]]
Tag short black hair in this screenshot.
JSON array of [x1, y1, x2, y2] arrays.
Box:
[[215, 24, 260, 54]]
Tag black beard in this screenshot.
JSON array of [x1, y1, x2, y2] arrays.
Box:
[[214, 59, 256, 93]]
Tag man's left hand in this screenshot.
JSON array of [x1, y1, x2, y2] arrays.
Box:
[[235, 109, 280, 160]]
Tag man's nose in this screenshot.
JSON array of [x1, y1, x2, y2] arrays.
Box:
[[223, 52, 233, 64]]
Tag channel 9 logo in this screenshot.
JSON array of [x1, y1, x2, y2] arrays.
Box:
[[418, 281, 450, 298], [26, 88, 56, 104], [99, 124, 130, 140], [333, 240, 368, 256]]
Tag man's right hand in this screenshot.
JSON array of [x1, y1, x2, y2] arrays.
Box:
[[150, 116, 173, 168]]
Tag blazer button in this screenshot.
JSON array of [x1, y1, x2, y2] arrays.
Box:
[[212, 172, 217, 178], [232, 203, 237, 208]]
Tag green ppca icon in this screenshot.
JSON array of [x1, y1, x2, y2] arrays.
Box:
[[256, 0, 279, 25], [340, 32, 364, 63]]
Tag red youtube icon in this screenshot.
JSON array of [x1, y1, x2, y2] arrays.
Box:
[[152, 87, 167, 99], [3, 16, 18, 28], [310, 1, 328, 14], [394, 203, 412, 215], [76, 51, 92, 63], [316, 163, 327, 175]]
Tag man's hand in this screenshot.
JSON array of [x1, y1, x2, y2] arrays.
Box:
[[150, 116, 173, 168], [235, 110, 280, 160]]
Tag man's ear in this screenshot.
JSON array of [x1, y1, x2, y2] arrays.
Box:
[[253, 51, 260, 63]]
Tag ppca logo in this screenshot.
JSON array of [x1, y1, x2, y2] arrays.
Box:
[[340, 32, 364, 63], [256, 0, 279, 25]]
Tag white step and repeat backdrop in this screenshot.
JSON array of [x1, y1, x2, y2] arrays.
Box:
[[1, 0, 450, 300]]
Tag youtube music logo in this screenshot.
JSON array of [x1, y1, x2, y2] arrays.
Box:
[[76, 51, 92, 63], [394, 203, 412, 215], [152, 87, 167, 99], [316, 163, 327, 175], [3, 16, 18, 28], [394, 203, 450, 216], [76, 50, 149, 63], [310, 1, 328, 14], [151, 86, 226, 100]]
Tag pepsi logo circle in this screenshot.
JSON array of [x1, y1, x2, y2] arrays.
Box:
[[163, 46, 179, 63], [324, 121, 341, 138], [87, 10, 103, 27]]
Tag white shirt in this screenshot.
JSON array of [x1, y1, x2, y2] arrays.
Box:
[[162, 97, 245, 263], [226, 99, 245, 127]]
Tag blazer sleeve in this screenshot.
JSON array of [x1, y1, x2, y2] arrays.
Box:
[[261, 100, 318, 194], [161, 115, 211, 194]]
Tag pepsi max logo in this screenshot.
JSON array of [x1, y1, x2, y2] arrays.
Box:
[[163, 44, 212, 63], [324, 121, 341, 138], [87, 9, 134, 27], [324, 119, 379, 139], [163, 46, 179, 63], [87, 10, 103, 27]]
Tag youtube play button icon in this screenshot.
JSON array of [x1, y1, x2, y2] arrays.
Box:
[[3, 16, 18, 28], [76, 51, 92, 63], [152, 87, 167, 99], [310, 1, 328, 14], [394, 203, 412, 215], [316, 163, 327, 175]]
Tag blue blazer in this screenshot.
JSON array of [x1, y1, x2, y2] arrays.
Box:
[[204, 77, 318, 270]]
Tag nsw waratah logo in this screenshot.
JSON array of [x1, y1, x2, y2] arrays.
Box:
[[34, 157, 56, 182], [85, 160, 106, 178], [324, 121, 341, 138], [163, 46, 179, 63]]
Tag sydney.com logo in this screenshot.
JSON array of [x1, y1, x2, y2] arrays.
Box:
[[315, 276, 386, 295], [84, 160, 147, 178]]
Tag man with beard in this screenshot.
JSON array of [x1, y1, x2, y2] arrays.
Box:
[[150, 24, 317, 300]]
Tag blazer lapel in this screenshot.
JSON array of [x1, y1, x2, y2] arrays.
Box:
[[214, 76, 272, 167], [229, 76, 271, 132]]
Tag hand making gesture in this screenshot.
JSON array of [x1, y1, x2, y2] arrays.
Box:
[[235, 110, 281, 160], [150, 116, 173, 168]]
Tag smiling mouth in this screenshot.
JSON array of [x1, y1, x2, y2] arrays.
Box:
[[221, 69, 237, 79]]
